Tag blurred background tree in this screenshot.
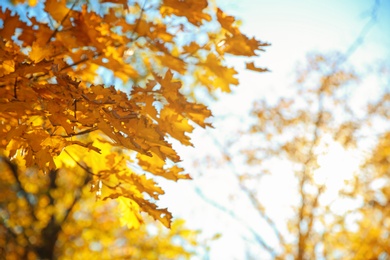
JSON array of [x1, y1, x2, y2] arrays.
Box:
[[0, 156, 203, 259], [193, 52, 390, 258]]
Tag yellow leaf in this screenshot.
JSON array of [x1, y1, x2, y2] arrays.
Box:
[[0, 60, 15, 76], [118, 197, 143, 229], [138, 153, 191, 181], [160, 107, 193, 146], [196, 53, 238, 92]]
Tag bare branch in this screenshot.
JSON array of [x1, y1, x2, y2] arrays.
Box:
[[194, 186, 277, 257]]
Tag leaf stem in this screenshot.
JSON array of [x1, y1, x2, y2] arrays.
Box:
[[63, 149, 99, 176], [13, 78, 17, 99]]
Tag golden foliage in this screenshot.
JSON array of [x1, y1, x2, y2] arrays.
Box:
[[0, 158, 201, 259], [0, 0, 268, 233]]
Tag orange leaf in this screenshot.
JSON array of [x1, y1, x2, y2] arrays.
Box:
[[30, 42, 53, 63], [161, 0, 211, 26], [246, 62, 269, 73], [217, 8, 238, 34]]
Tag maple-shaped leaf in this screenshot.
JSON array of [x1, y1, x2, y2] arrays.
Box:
[[246, 62, 269, 73], [160, 0, 211, 26], [157, 53, 187, 74], [217, 8, 239, 35], [129, 174, 164, 200], [183, 42, 202, 54], [137, 153, 191, 181], [131, 195, 173, 228], [224, 34, 269, 57], [30, 42, 54, 63], [196, 53, 238, 92], [0, 9, 25, 40], [160, 106, 194, 146], [117, 196, 144, 229], [106, 194, 173, 228], [0, 60, 15, 76], [155, 70, 212, 134], [0, 0, 269, 232]]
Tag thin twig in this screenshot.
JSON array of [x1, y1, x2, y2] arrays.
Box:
[[128, 0, 148, 41], [194, 186, 277, 257], [196, 133, 284, 254], [46, 0, 80, 44], [13, 77, 17, 99], [59, 126, 98, 138], [63, 149, 99, 176], [238, 182, 286, 245], [60, 52, 102, 72]]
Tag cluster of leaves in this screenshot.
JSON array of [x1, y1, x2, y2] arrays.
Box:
[[0, 0, 268, 230], [0, 157, 202, 259]]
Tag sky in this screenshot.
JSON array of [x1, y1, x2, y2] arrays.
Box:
[[158, 1, 390, 259]]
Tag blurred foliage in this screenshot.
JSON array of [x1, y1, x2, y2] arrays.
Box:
[[196, 52, 390, 259], [0, 157, 202, 259], [0, 0, 268, 258]]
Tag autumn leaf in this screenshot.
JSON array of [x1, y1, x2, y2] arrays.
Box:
[[246, 62, 269, 73], [196, 53, 239, 92], [30, 42, 54, 63], [0, 0, 268, 231], [161, 0, 211, 26], [217, 8, 238, 34], [44, 0, 73, 27], [117, 196, 144, 229], [0, 9, 24, 40], [224, 34, 268, 56]]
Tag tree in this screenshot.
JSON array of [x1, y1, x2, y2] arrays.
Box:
[[0, 157, 201, 259], [186, 1, 390, 257], [195, 51, 390, 259], [0, 0, 268, 258]]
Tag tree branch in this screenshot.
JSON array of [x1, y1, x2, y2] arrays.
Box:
[[128, 0, 148, 41], [59, 51, 102, 72], [194, 186, 277, 257], [60, 171, 90, 227], [58, 126, 98, 138], [237, 181, 285, 246], [13, 77, 17, 99], [2, 157, 38, 222]]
